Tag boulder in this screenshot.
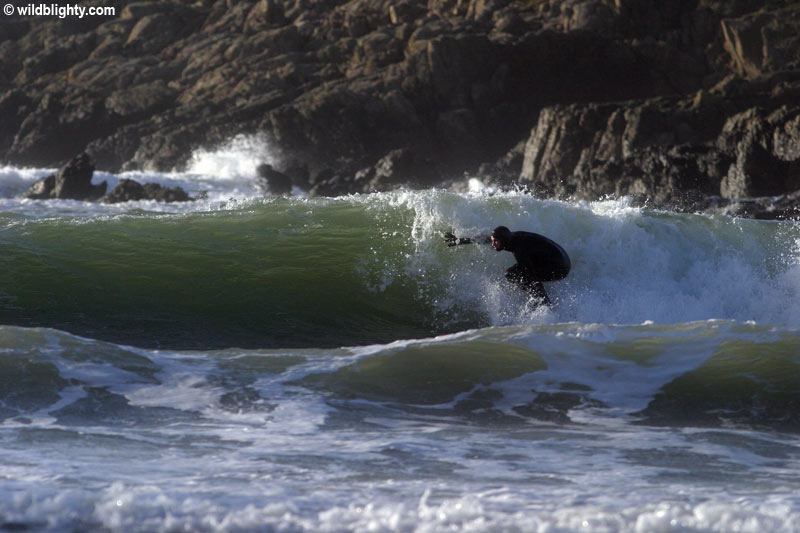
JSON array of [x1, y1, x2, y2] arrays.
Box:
[[23, 175, 56, 200], [256, 163, 293, 194], [23, 152, 107, 200], [101, 178, 192, 203]]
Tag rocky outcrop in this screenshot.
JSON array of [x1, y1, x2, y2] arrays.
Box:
[[102, 178, 192, 203], [720, 4, 800, 79], [718, 106, 800, 199], [3, 0, 800, 212], [0, 1, 720, 174], [516, 87, 800, 209], [23, 153, 193, 203], [23, 152, 107, 200], [308, 147, 442, 196], [514, 0, 800, 211]]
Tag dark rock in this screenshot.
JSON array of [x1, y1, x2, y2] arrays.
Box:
[[23, 152, 106, 200], [718, 106, 800, 198], [358, 147, 441, 192], [123, 4, 206, 55], [85, 122, 160, 172], [141, 182, 192, 202], [519, 102, 620, 194], [244, 0, 287, 33], [23, 174, 56, 200], [307, 168, 351, 197], [560, 0, 617, 33], [493, 12, 529, 36], [8, 89, 110, 167], [477, 139, 526, 186], [721, 7, 800, 79], [120, 2, 173, 21], [102, 178, 192, 203], [349, 30, 404, 74], [518, 91, 800, 207], [99, 178, 145, 202], [2, 0, 800, 206], [104, 81, 177, 120], [267, 80, 429, 181], [256, 163, 293, 195], [435, 108, 481, 167], [388, 2, 426, 25]]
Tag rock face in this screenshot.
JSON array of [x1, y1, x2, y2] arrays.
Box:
[[3, 0, 800, 209], [718, 106, 800, 199], [517, 91, 800, 207], [512, 3, 800, 209]]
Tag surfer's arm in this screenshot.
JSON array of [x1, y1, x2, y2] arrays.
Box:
[[442, 231, 490, 247]]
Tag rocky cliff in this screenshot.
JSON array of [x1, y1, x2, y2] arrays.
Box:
[[1, 0, 799, 211]]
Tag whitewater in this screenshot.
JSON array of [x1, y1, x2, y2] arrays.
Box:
[[2, 137, 800, 532]]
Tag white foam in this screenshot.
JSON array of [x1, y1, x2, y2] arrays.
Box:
[[392, 190, 800, 329], [0, 165, 57, 198], [2, 323, 799, 533], [186, 133, 275, 180], [82, 484, 800, 533]]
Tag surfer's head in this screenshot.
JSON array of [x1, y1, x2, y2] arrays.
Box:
[[491, 226, 511, 251]]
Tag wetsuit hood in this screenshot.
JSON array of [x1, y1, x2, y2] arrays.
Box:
[[491, 226, 511, 251]]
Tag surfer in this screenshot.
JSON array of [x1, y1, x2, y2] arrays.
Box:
[[444, 226, 571, 305]]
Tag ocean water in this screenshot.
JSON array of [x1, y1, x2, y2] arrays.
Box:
[[2, 138, 800, 532]]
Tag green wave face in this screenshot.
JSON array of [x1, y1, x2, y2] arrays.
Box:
[[638, 336, 800, 431], [3, 191, 800, 350], [295, 340, 546, 405], [0, 197, 457, 349]]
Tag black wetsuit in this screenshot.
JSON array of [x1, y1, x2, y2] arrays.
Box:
[[500, 231, 571, 305], [445, 228, 571, 305]]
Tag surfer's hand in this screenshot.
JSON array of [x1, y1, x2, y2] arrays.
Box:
[[443, 232, 472, 246]]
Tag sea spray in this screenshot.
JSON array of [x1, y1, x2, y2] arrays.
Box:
[[186, 133, 275, 181], [0, 135, 278, 215], [390, 190, 800, 329]]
